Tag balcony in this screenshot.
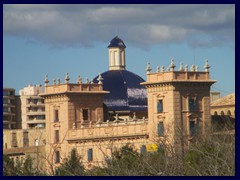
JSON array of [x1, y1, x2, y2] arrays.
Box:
[[26, 111, 45, 115], [3, 95, 15, 99], [27, 119, 45, 124], [3, 120, 16, 124], [3, 112, 16, 116], [3, 104, 15, 108], [26, 103, 45, 107], [67, 120, 149, 142]]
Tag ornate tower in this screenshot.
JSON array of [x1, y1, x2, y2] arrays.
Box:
[[108, 36, 126, 70], [141, 59, 216, 154]]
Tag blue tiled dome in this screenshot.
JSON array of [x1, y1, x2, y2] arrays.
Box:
[[93, 70, 147, 112]]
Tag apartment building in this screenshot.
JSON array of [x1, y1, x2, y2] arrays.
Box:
[[3, 88, 18, 129], [19, 84, 45, 129]]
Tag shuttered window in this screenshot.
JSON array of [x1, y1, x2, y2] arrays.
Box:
[[55, 151, 60, 164], [55, 130, 59, 143], [189, 98, 197, 111], [88, 149, 93, 162], [11, 132, 17, 147], [54, 110, 59, 122], [157, 122, 164, 136], [189, 121, 197, 136], [23, 131, 29, 147], [83, 109, 89, 121], [157, 100, 163, 113]]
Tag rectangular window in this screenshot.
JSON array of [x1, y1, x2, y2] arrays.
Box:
[[3, 107, 9, 112], [189, 98, 197, 111], [3, 91, 10, 96], [36, 115, 45, 120], [55, 151, 60, 164], [55, 130, 59, 143], [3, 99, 9, 104], [54, 110, 59, 122], [32, 99, 38, 104], [83, 109, 89, 121], [157, 122, 164, 136], [23, 131, 29, 147], [11, 132, 17, 148], [157, 100, 163, 113], [189, 121, 197, 136], [87, 149, 93, 162]]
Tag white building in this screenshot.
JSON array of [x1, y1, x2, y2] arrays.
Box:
[[19, 84, 45, 129]]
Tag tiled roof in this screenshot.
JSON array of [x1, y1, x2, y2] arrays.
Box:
[[108, 36, 126, 48], [211, 93, 235, 106], [93, 70, 147, 111]]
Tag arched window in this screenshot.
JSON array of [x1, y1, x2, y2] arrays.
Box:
[[227, 110, 231, 116], [221, 111, 224, 115], [214, 111, 218, 116]]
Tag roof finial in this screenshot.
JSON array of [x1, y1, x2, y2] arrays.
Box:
[[86, 77, 89, 84], [146, 62, 152, 74], [204, 59, 210, 72], [185, 64, 188, 71], [53, 79, 56, 85], [44, 74, 49, 86], [170, 58, 176, 71], [195, 66, 199, 72], [156, 66, 160, 73], [160, 66, 165, 72], [190, 64, 195, 72], [65, 72, 70, 83], [57, 78, 61, 85], [77, 75, 82, 84], [97, 73, 104, 84], [179, 63, 184, 71]]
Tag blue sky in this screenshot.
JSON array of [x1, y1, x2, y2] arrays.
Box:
[[3, 4, 235, 97]]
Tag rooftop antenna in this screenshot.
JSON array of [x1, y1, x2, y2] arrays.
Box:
[[193, 49, 196, 65], [115, 26, 119, 36]]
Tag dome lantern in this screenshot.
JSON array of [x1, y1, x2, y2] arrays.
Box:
[[108, 36, 126, 71]]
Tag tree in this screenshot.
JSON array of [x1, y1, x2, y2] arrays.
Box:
[[3, 155, 44, 176], [55, 148, 85, 176]]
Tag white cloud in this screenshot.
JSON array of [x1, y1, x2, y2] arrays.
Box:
[[3, 4, 235, 49]]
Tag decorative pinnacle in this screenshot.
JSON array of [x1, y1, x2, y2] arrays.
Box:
[[86, 77, 89, 83], [97, 73, 103, 84], [146, 62, 152, 74], [179, 63, 184, 71], [190, 65, 195, 72], [133, 112, 136, 120], [185, 64, 188, 71], [53, 79, 56, 85], [156, 66, 160, 73], [57, 78, 61, 84], [170, 58, 176, 71], [44, 74, 49, 85], [160, 66, 164, 72], [195, 66, 199, 71], [77, 75, 82, 84], [204, 59, 210, 72], [65, 72, 70, 83]]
